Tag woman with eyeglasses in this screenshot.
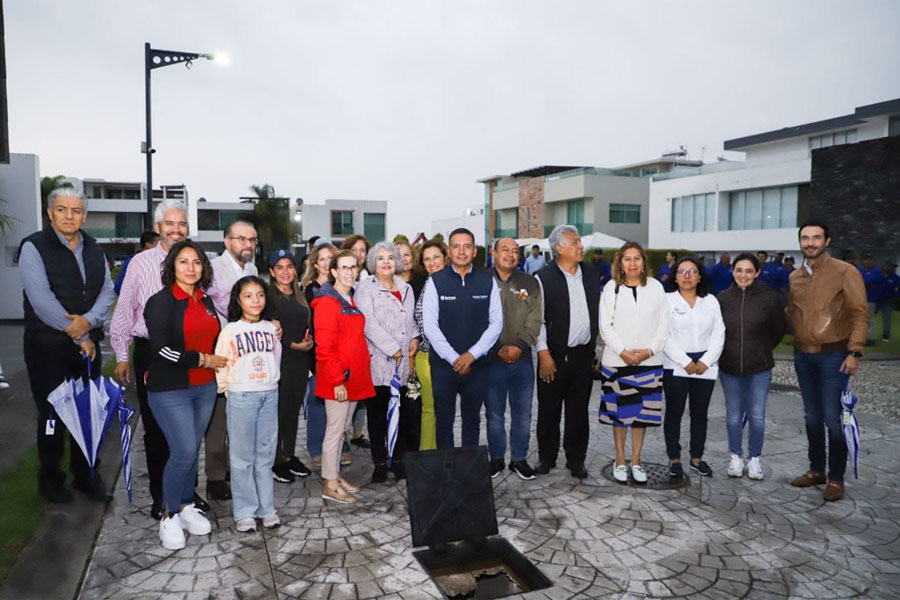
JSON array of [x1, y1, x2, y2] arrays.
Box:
[[599, 241, 669, 484], [662, 257, 725, 478], [311, 250, 374, 503], [717, 253, 786, 480]]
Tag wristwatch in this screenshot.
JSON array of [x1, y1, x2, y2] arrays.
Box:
[[848, 350, 863, 358]]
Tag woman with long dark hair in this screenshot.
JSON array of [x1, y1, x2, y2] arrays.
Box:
[[662, 257, 725, 478]]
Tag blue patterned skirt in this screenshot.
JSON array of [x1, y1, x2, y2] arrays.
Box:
[[598, 364, 664, 428]]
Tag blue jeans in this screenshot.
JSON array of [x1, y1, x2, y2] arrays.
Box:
[[305, 374, 326, 458], [227, 389, 279, 520], [794, 350, 847, 482], [720, 371, 771, 459], [148, 382, 217, 515], [486, 355, 534, 462], [431, 359, 489, 449]]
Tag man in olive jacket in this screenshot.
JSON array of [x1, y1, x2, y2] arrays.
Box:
[[786, 221, 869, 502]]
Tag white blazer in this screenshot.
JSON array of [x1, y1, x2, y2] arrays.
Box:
[[599, 278, 669, 368], [662, 292, 725, 380]]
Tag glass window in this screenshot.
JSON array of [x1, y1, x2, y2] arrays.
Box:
[[682, 195, 694, 232], [847, 129, 858, 143], [115, 213, 143, 238], [745, 190, 763, 229], [809, 136, 821, 150], [762, 188, 780, 229], [672, 197, 682, 232], [780, 186, 798, 227], [890, 116, 900, 137], [331, 211, 354, 236], [567, 198, 584, 224], [729, 191, 745, 230], [363, 213, 385, 242], [219, 211, 244, 230], [610, 203, 640, 224], [693, 195, 705, 231], [705, 193, 716, 231], [198, 209, 219, 231]]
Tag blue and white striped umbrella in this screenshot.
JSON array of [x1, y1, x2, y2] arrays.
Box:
[[841, 375, 861, 480], [386, 363, 401, 468]]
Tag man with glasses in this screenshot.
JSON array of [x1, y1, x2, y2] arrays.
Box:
[[422, 228, 503, 449], [205, 220, 259, 500]]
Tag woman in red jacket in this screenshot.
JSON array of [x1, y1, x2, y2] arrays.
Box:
[[312, 249, 375, 503]]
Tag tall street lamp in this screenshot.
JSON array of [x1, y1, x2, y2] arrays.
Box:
[[143, 43, 228, 229]]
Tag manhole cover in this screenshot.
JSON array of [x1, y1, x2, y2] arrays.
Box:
[[600, 462, 692, 490]]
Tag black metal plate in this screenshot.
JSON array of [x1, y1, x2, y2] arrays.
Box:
[[405, 446, 498, 548]]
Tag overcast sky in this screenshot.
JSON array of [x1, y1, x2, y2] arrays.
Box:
[[7, 1, 900, 239]]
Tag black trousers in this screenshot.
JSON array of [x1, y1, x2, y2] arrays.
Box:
[[662, 370, 715, 460], [535, 344, 593, 466], [133, 337, 170, 502], [276, 354, 310, 461], [367, 384, 417, 466], [24, 333, 101, 487]]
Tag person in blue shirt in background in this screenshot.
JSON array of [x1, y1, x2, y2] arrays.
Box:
[[114, 231, 160, 295], [757, 251, 781, 290], [524, 244, 546, 275], [709, 252, 733, 295], [591, 250, 612, 287], [876, 262, 899, 343], [859, 253, 883, 346], [657, 251, 677, 286]]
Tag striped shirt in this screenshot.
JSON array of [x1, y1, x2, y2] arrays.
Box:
[[110, 243, 168, 362]]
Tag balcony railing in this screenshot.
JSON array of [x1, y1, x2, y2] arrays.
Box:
[[543, 223, 592, 237]]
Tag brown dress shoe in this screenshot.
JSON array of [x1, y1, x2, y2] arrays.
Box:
[[791, 470, 826, 487], [321, 481, 358, 504], [338, 478, 360, 493], [823, 481, 845, 502]]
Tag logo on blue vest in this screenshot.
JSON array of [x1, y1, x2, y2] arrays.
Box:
[[472, 295, 488, 300], [439, 295, 457, 301]]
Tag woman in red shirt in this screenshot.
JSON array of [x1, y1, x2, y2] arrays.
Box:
[[312, 250, 375, 504], [144, 240, 227, 550]]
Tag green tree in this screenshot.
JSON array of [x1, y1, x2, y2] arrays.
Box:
[[0, 197, 15, 234], [40, 175, 74, 228], [248, 183, 290, 268]]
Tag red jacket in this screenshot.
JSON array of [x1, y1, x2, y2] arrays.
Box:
[[311, 283, 375, 401]]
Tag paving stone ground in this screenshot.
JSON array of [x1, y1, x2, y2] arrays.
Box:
[[79, 383, 900, 599]]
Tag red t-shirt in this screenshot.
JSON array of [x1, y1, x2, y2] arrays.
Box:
[[171, 285, 219, 386], [391, 290, 402, 303]]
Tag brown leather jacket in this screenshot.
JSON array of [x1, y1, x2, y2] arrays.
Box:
[[786, 253, 869, 354]]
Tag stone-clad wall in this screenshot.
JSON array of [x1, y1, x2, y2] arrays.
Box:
[[810, 135, 900, 255], [518, 177, 544, 238]]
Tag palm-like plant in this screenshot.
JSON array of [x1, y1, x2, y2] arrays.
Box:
[[248, 183, 290, 266], [0, 197, 15, 234]]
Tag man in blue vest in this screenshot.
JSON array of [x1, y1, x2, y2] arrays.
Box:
[[18, 188, 116, 503], [535, 225, 601, 479], [422, 228, 503, 449]]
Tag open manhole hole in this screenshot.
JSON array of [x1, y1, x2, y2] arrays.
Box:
[[600, 462, 692, 489], [406, 447, 553, 599]]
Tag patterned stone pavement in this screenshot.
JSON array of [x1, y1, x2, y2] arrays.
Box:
[[79, 385, 900, 599]]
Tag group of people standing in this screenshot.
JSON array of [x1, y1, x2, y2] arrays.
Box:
[[18, 186, 872, 553]]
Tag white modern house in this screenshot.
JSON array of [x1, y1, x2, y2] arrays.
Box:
[[649, 99, 900, 256], [300, 199, 388, 246], [0, 154, 41, 319], [431, 204, 486, 246]]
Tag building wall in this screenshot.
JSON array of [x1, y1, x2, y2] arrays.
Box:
[[809, 135, 900, 260], [649, 157, 811, 253], [301, 199, 389, 245], [517, 177, 544, 238], [0, 154, 42, 319], [585, 175, 649, 244]]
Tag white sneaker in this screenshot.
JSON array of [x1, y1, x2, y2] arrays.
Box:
[[261, 513, 281, 529], [236, 517, 257, 533], [727, 453, 744, 478], [0, 376, 9, 389], [631, 464, 647, 484], [613, 464, 628, 483], [159, 514, 186, 550], [179, 504, 211, 535], [747, 457, 764, 480]]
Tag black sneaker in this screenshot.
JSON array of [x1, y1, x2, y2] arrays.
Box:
[[193, 492, 212, 512], [272, 463, 296, 483], [509, 460, 536, 480], [287, 456, 312, 477], [350, 436, 371, 449], [73, 475, 113, 502], [667, 462, 684, 478], [151, 498, 164, 520], [534, 460, 555, 475], [690, 460, 713, 477], [39, 479, 73, 504], [489, 458, 505, 478], [392, 461, 406, 481], [372, 463, 388, 483]]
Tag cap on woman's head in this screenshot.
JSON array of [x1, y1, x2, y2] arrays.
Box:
[[268, 249, 295, 267]]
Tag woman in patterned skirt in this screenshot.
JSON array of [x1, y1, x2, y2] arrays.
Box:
[[599, 241, 669, 484]]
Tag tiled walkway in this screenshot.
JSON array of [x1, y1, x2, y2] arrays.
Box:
[[79, 387, 900, 599]]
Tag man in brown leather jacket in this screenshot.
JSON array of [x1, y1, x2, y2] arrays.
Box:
[[786, 220, 869, 502]]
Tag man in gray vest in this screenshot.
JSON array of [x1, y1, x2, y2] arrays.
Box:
[[204, 220, 259, 500], [18, 188, 116, 503]]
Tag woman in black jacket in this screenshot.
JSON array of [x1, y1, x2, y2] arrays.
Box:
[[717, 253, 786, 482], [144, 240, 227, 550]]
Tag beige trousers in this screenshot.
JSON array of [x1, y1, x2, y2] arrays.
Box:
[[323, 400, 356, 480]]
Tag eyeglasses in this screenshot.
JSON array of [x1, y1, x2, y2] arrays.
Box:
[[337, 265, 360, 272], [677, 269, 699, 276], [229, 236, 258, 245]]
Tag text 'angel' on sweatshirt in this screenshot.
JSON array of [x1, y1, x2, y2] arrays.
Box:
[[214, 319, 282, 395]]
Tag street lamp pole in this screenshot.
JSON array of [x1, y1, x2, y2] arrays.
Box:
[[142, 43, 228, 229]]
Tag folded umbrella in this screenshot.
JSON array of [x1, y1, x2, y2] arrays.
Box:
[[841, 375, 861, 480], [387, 362, 401, 468], [99, 375, 135, 502]]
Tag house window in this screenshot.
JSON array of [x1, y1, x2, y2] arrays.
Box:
[[669, 193, 715, 232], [726, 186, 797, 230], [609, 203, 641, 224], [363, 213, 385, 242], [566, 198, 584, 225], [889, 116, 900, 137], [809, 128, 857, 150], [331, 210, 354, 236]]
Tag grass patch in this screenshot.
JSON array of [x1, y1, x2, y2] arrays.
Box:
[[0, 446, 48, 585], [775, 312, 899, 356]]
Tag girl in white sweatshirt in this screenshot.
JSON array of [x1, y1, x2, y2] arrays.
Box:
[[215, 276, 282, 533]]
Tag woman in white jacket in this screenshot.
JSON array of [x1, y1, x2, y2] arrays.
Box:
[[599, 242, 669, 484], [662, 257, 725, 479]]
